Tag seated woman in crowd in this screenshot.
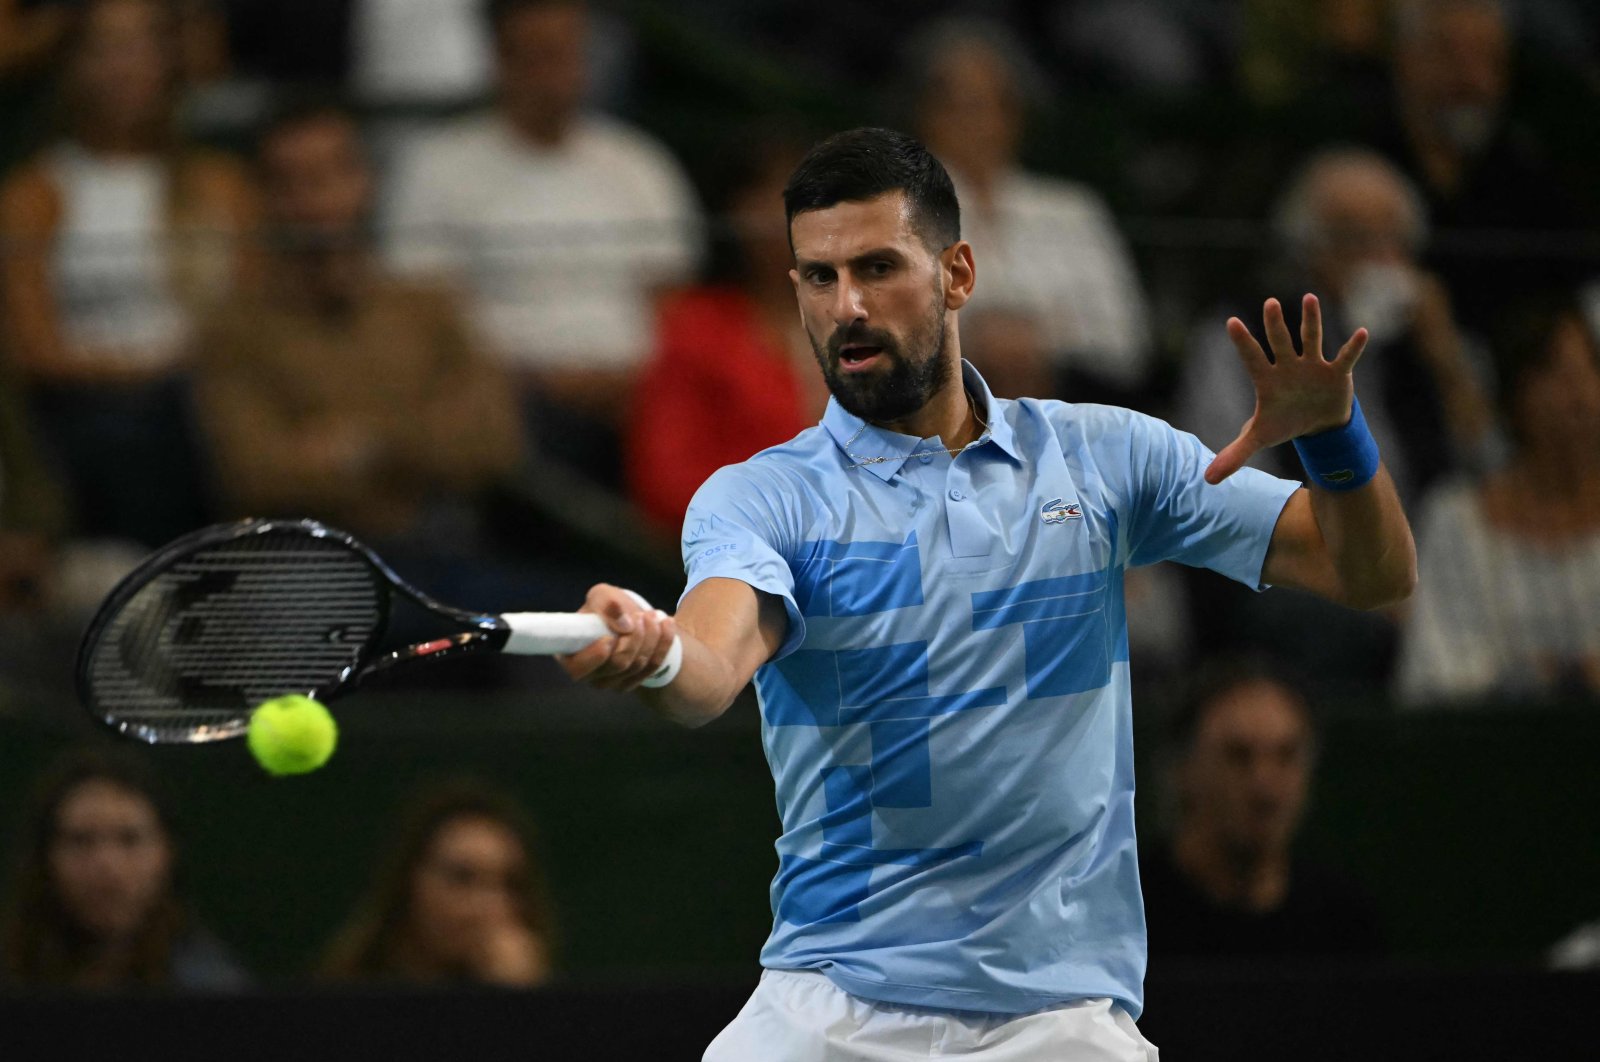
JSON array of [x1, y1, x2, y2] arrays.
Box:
[[321, 782, 556, 987], [0, 0, 257, 547], [0, 747, 248, 989], [1398, 296, 1600, 704]]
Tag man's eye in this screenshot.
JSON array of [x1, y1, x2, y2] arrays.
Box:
[[806, 269, 833, 285], [868, 260, 892, 276]]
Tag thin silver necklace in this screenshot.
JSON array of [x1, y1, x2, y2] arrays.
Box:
[[843, 392, 991, 468]]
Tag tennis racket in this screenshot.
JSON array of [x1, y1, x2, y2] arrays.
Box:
[[76, 518, 680, 744]]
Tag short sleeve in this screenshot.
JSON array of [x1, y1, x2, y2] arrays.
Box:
[[679, 465, 807, 660], [1122, 412, 1299, 589]]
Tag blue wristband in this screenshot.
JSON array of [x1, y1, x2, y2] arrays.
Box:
[[1292, 396, 1379, 492]]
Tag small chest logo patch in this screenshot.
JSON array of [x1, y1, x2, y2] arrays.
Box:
[[1040, 498, 1082, 524]]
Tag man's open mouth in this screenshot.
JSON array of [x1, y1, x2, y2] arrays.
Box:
[[838, 344, 884, 371]]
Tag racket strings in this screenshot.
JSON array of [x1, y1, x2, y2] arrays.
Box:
[[84, 533, 385, 742]]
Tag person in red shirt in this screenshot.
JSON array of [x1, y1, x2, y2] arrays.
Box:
[[626, 136, 826, 533]]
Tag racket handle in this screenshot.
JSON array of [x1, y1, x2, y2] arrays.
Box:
[[500, 612, 610, 655], [499, 610, 683, 689]]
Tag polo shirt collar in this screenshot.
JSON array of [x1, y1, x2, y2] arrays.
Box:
[[822, 360, 1021, 481], [962, 359, 1022, 463]]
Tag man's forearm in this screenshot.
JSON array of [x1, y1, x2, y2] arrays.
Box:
[[1308, 465, 1417, 610], [636, 632, 747, 728]]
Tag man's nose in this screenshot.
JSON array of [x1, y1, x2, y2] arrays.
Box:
[[830, 274, 867, 326]]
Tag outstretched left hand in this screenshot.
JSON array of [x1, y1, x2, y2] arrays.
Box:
[[1206, 293, 1369, 484]]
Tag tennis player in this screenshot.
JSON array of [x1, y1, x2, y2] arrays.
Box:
[[560, 128, 1416, 1060]]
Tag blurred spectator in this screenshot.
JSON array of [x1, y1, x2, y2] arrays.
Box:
[[1397, 296, 1600, 705], [1374, 0, 1592, 333], [1142, 661, 1385, 960], [322, 782, 555, 987], [907, 17, 1155, 404], [1, 1, 250, 142], [384, 0, 704, 486], [624, 133, 824, 534], [1179, 147, 1497, 508], [0, 0, 258, 547], [192, 99, 523, 551], [0, 746, 248, 989]]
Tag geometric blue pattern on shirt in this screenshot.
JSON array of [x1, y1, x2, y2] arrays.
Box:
[[763, 532, 1004, 924], [767, 642, 1007, 803], [972, 570, 1113, 698], [772, 762, 985, 925], [792, 532, 924, 617]]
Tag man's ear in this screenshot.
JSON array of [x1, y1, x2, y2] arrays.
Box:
[[943, 241, 975, 310]]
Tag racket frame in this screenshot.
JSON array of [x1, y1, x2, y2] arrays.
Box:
[[75, 517, 516, 743]]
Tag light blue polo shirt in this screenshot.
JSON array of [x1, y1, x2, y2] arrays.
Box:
[[680, 362, 1299, 1018]]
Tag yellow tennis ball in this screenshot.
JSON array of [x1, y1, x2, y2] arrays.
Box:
[[247, 695, 338, 776]]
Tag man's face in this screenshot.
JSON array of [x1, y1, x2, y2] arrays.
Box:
[[918, 43, 1022, 178], [789, 191, 955, 423], [1180, 680, 1313, 862], [496, 3, 588, 133], [74, 0, 172, 137], [1515, 314, 1600, 456], [1397, 2, 1509, 152], [1309, 165, 1416, 297], [262, 116, 373, 249]]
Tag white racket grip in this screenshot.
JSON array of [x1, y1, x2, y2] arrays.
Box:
[[500, 612, 610, 655], [500, 604, 683, 688]]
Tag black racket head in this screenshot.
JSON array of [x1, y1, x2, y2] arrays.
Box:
[[76, 519, 390, 744]]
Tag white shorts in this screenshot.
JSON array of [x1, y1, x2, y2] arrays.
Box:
[[703, 968, 1160, 1061]]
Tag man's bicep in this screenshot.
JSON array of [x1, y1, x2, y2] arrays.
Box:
[[1261, 488, 1339, 597], [675, 577, 788, 688]]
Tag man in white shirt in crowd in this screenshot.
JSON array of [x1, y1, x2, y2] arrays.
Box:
[[907, 17, 1155, 405], [384, 0, 703, 483]]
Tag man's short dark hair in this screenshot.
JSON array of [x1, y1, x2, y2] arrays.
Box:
[[783, 128, 961, 252]]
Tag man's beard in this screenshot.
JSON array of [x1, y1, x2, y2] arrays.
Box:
[[809, 296, 952, 424]]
